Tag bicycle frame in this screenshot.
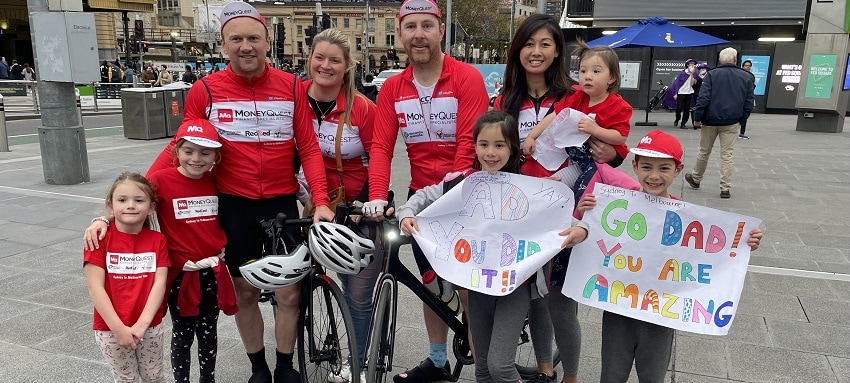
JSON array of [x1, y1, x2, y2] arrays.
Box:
[[367, 226, 473, 382], [259, 212, 360, 383]]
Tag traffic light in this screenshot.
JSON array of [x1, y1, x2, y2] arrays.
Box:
[[133, 20, 144, 40], [387, 48, 396, 61], [275, 23, 286, 60], [142, 42, 149, 52], [305, 26, 316, 47], [322, 13, 331, 30], [129, 37, 138, 53]]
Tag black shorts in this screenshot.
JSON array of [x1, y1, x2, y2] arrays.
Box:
[[218, 193, 302, 278]]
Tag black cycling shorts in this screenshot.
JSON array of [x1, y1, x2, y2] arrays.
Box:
[[407, 188, 434, 277], [218, 193, 301, 278]]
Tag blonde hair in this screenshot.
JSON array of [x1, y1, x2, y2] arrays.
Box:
[[309, 28, 358, 128]]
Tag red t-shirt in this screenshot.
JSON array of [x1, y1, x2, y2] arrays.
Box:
[[83, 228, 170, 331], [565, 85, 632, 160], [147, 168, 227, 264]]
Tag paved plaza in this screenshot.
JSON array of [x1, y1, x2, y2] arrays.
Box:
[[0, 111, 848, 382]]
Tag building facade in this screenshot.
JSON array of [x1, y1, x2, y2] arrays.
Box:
[[560, 0, 808, 112]]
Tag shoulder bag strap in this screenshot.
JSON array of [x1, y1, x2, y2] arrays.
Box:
[[334, 117, 345, 187], [200, 77, 212, 119]]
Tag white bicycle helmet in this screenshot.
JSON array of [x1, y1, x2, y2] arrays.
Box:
[[239, 244, 311, 290], [308, 222, 376, 275]]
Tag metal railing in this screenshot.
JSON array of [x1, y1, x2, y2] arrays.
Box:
[[0, 81, 137, 115]]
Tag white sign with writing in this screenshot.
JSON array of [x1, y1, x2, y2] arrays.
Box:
[[563, 184, 762, 335], [412, 172, 575, 296]]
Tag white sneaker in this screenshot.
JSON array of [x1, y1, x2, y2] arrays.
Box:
[[327, 364, 365, 383]]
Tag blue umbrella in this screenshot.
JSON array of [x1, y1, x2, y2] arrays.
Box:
[[588, 17, 727, 48], [588, 17, 727, 126]]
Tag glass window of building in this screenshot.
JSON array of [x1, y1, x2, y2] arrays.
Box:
[[298, 25, 302, 36], [344, 18, 350, 28], [385, 18, 394, 32], [386, 34, 395, 47]]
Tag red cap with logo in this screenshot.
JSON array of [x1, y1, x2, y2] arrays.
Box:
[[398, 0, 441, 22], [176, 119, 221, 148], [220, 1, 266, 33], [629, 130, 683, 164]]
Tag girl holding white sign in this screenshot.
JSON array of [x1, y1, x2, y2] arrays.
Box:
[[397, 110, 590, 383]]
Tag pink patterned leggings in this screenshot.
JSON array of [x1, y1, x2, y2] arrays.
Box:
[[94, 323, 166, 382]]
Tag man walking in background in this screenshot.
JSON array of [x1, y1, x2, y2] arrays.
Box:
[[686, 47, 754, 199]]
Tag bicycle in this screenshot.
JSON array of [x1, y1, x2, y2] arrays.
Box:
[[635, 79, 670, 127], [363, 217, 560, 382], [240, 212, 362, 383]]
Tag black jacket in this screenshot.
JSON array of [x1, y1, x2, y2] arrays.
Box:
[[693, 64, 755, 126]]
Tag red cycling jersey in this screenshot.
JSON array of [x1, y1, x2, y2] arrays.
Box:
[[303, 80, 376, 202], [494, 92, 572, 177], [368, 53, 489, 200], [148, 63, 329, 205]]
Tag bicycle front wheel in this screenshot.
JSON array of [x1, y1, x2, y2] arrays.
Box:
[[298, 275, 360, 383], [365, 278, 394, 383], [515, 316, 561, 380]]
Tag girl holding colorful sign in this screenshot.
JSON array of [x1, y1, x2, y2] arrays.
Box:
[[575, 130, 763, 382], [397, 110, 590, 383]]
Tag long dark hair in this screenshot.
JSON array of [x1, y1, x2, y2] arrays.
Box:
[[499, 14, 572, 118], [472, 111, 522, 174]]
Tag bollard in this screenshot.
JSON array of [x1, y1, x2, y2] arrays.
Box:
[[75, 93, 83, 126], [92, 82, 100, 112], [31, 81, 40, 113], [0, 95, 9, 152]]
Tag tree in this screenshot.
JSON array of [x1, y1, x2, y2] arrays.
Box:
[[436, 0, 513, 55]]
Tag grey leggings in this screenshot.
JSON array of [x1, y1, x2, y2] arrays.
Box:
[[600, 311, 674, 383], [528, 288, 582, 377], [469, 284, 532, 383]]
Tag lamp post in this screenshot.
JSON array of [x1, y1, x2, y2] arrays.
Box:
[[170, 31, 179, 62]]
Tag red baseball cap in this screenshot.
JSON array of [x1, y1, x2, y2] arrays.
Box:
[[176, 119, 221, 148], [398, 0, 441, 22], [629, 130, 683, 164], [220, 1, 266, 33]]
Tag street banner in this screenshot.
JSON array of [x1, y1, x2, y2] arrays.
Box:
[[413, 172, 575, 296], [563, 184, 762, 335]]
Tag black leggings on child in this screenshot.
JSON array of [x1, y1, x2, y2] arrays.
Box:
[[169, 269, 220, 383]]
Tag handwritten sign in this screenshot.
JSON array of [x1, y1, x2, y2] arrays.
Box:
[[413, 172, 575, 296], [562, 184, 761, 335]]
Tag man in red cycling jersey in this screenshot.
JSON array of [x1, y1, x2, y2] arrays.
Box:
[[148, 3, 333, 382], [364, 0, 489, 381]]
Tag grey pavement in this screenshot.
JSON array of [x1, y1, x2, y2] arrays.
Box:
[[0, 112, 848, 382]]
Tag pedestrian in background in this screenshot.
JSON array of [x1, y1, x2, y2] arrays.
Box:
[[686, 47, 754, 199], [155, 65, 173, 86], [124, 65, 136, 84], [0, 57, 9, 79], [181, 65, 198, 84], [672, 58, 698, 129], [738, 59, 755, 139]]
